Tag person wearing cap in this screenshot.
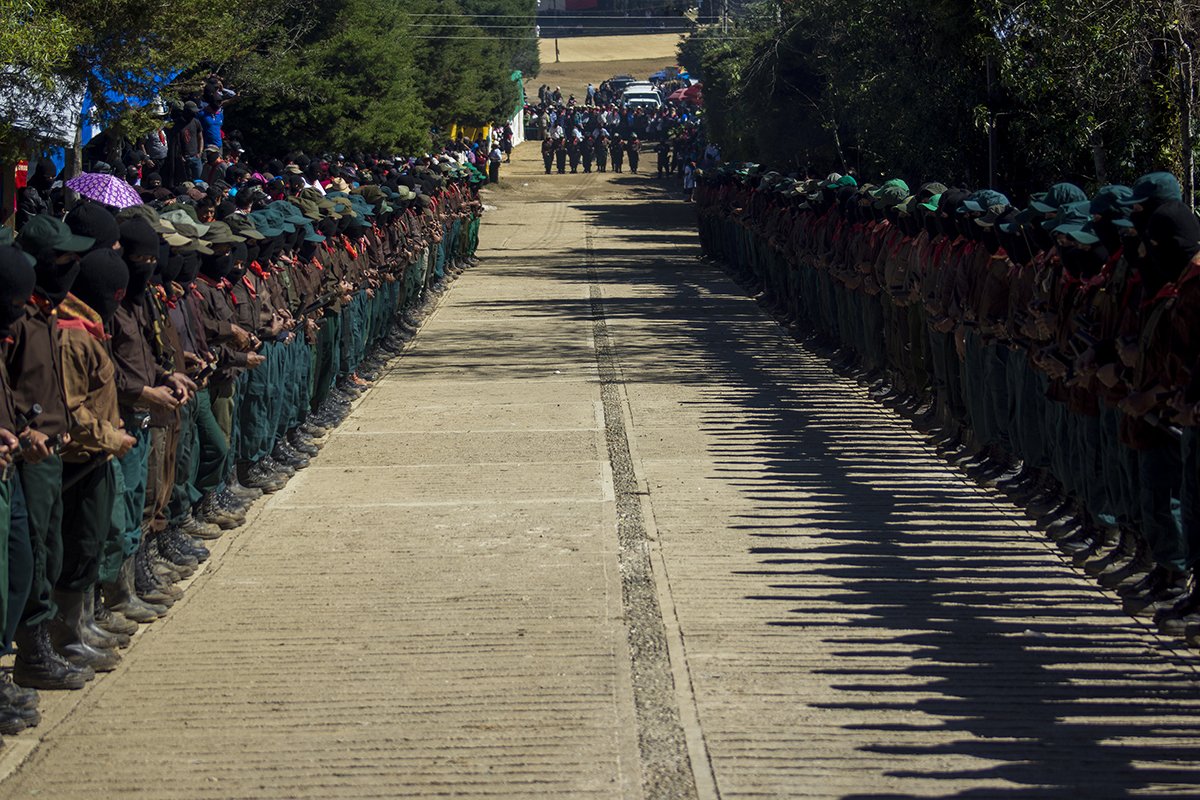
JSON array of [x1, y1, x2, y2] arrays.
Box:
[[50, 249, 137, 675], [8, 215, 94, 691], [0, 245, 40, 736]]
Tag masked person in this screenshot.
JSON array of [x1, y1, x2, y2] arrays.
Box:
[[0, 244, 39, 737], [52, 248, 136, 674], [9, 214, 92, 691]]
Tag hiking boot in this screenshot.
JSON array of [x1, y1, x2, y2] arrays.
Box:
[[0, 670, 38, 711], [13, 624, 92, 690], [102, 557, 167, 622], [178, 511, 223, 541], [93, 599, 139, 637]]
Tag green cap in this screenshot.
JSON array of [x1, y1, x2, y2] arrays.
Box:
[[1121, 172, 1182, 207], [161, 210, 211, 239], [247, 210, 284, 238], [918, 193, 943, 213], [202, 221, 246, 245], [19, 214, 94, 254], [1029, 182, 1087, 214], [873, 182, 910, 209], [225, 215, 266, 240]]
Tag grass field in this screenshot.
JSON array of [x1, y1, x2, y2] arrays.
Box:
[[528, 33, 685, 104]]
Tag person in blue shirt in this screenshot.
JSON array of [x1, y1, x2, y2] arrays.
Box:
[[197, 101, 225, 153]]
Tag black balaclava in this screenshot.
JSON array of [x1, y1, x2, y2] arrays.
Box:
[[199, 248, 233, 281], [229, 242, 249, 281], [299, 240, 320, 262], [34, 249, 81, 306], [178, 250, 202, 285], [998, 224, 1033, 267], [935, 190, 969, 238], [65, 202, 121, 251], [0, 246, 36, 335], [245, 241, 261, 266], [73, 249, 129, 324], [1144, 200, 1200, 294], [1061, 241, 1109, 281], [160, 250, 184, 285], [119, 218, 159, 302], [153, 240, 170, 285]]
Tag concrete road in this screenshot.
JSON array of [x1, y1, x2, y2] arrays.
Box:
[[3, 145, 1200, 799]]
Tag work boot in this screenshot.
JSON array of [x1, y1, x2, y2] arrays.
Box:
[[135, 543, 179, 607], [156, 529, 199, 569], [198, 492, 242, 530], [262, 454, 296, 478], [0, 670, 38, 711], [273, 441, 309, 470], [150, 537, 193, 581], [216, 487, 249, 517], [244, 461, 287, 492], [48, 591, 121, 672], [165, 526, 210, 563], [1122, 566, 1187, 616], [93, 595, 139, 637], [13, 624, 92, 690], [1099, 549, 1151, 590], [1156, 576, 1200, 636], [288, 430, 320, 456], [102, 557, 167, 622], [225, 470, 262, 503], [178, 511, 222, 541], [1084, 527, 1131, 576], [0, 703, 27, 736]]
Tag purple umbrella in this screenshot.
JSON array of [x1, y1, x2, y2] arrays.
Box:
[[65, 172, 143, 209]]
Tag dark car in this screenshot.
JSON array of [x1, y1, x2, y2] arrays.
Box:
[[609, 75, 636, 93]]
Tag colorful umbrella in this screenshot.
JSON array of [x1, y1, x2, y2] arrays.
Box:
[[65, 172, 143, 209]]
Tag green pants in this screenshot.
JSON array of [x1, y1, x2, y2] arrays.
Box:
[[59, 458, 117, 591], [195, 386, 231, 496], [169, 399, 202, 524], [100, 424, 151, 584], [2, 474, 31, 655], [17, 454, 63, 627]]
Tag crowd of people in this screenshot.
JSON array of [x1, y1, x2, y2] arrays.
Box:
[[0, 83, 488, 744], [696, 165, 1200, 643]]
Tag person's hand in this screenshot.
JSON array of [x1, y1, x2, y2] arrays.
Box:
[[1119, 390, 1158, 417], [141, 384, 181, 410], [20, 429, 53, 464], [0, 428, 19, 469], [1117, 338, 1140, 369], [230, 324, 253, 351], [267, 314, 285, 338], [246, 352, 267, 368], [115, 433, 137, 458], [1096, 362, 1122, 389], [166, 373, 195, 404]]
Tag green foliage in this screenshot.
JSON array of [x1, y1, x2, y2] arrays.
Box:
[[682, 0, 1197, 194], [0, 0, 538, 159]]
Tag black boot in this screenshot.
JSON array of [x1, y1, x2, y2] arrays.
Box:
[[48, 591, 121, 673], [13, 624, 92, 690]]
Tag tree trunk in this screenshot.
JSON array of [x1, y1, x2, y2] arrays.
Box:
[[1089, 129, 1108, 185]]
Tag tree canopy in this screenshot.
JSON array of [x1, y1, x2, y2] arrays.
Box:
[[681, 0, 1199, 199], [0, 0, 538, 160]]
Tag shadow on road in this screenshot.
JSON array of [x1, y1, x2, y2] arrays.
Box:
[[466, 188, 1200, 797]]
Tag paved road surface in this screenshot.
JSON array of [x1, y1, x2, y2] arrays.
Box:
[[3, 146, 1200, 799]]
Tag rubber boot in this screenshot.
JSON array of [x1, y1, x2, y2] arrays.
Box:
[[80, 588, 128, 649], [48, 591, 121, 672]]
